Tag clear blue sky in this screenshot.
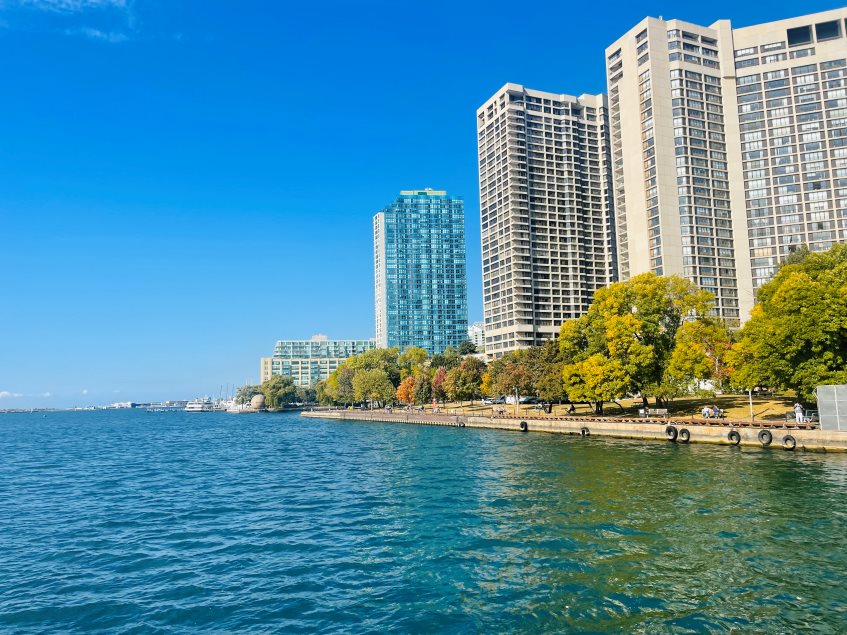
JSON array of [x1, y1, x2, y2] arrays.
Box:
[[0, 0, 839, 407]]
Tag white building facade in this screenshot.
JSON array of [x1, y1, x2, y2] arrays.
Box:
[[606, 9, 847, 323], [477, 84, 617, 357]]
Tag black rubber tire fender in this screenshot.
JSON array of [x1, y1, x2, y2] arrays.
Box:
[[580, 427, 590, 437], [679, 428, 691, 443], [758, 429, 773, 446], [728, 429, 741, 445], [665, 425, 678, 441], [783, 434, 797, 451], [519, 421, 528, 432]]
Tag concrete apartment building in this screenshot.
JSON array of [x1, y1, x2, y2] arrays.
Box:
[[607, 8, 847, 324], [374, 189, 468, 354], [260, 335, 375, 386], [467, 321, 485, 349], [476, 84, 616, 357]]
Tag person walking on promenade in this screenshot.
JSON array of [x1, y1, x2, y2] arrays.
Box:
[[794, 402, 804, 424]]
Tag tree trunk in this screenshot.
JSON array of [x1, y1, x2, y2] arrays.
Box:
[[641, 394, 649, 408]]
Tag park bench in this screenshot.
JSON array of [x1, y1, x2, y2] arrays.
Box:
[[640, 408, 669, 419]]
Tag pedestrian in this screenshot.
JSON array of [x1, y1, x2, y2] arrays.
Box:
[[702, 405, 712, 418], [567, 403, 576, 415], [794, 402, 804, 424]]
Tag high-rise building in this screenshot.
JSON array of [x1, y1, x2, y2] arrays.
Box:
[[467, 321, 485, 349], [260, 335, 376, 386], [607, 8, 847, 324], [477, 84, 616, 357], [373, 189, 468, 354]]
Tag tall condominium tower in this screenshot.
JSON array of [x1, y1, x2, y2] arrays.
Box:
[[607, 8, 847, 324], [373, 189, 468, 354], [477, 84, 616, 357]]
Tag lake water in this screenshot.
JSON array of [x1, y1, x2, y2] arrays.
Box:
[[1, 410, 845, 633]]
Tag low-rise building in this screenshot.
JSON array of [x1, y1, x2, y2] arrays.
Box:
[[259, 335, 375, 386]]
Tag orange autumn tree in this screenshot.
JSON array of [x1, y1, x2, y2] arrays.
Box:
[[396, 376, 416, 404]]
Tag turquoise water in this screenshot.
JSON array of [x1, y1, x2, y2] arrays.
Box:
[[1, 411, 846, 633]]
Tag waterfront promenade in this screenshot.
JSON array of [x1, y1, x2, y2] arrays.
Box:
[[302, 409, 847, 452]]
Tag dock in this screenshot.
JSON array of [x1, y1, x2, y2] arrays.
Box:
[[301, 410, 847, 452]]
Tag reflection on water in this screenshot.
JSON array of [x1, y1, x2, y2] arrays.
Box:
[[0, 411, 845, 632]]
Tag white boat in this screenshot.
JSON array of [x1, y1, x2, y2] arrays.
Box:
[[185, 397, 215, 413]]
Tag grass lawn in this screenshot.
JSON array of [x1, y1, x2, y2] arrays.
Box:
[[422, 393, 800, 422]]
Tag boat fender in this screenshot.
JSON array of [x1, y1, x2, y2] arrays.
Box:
[[679, 428, 691, 443], [460, 422, 465, 428], [580, 427, 590, 437], [665, 425, 678, 441], [728, 430, 741, 445], [758, 429, 773, 446], [783, 434, 797, 451], [520, 421, 528, 432]]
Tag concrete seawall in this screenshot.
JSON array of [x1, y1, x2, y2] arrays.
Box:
[[301, 410, 847, 452]]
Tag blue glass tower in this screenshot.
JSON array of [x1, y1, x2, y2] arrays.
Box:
[[374, 189, 468, 354]]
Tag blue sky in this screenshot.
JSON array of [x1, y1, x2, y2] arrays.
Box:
[[0, 0, 840, 407]]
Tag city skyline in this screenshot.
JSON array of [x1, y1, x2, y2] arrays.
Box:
[[1, 1, 842, 407]]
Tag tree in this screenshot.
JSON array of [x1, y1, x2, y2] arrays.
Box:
[[352, 368, 395, 407], [559, 273, 714, 407], [414, 367, 433, 404], [347, 348, 401, 387], [396, 376, 416, 404], [562, 355, 628, 414], [664, 320, 731, 395], [495, 360, 533, 414], [315, 380, 333, 405], [444, 356, 486, 406], [236, 384, 263, 405], [729, 244, 847, 400], [261, 375, 297, 409], [295, 386, 316, 404], [325, 364, 355, 405], [526, 340, 565, 408], [398, 347, 428, 380], [431, 367, 448, 404], [458, 340, 479, 355], [480, 371, 494, 397], [430, 347, 461, 371]]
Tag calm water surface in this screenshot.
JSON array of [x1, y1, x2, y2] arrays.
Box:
[[1, 410, 846, 633]]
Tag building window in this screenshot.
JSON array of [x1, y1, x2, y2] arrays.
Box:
[[787, 25, 813, 47], [816, 20, 841, 41]]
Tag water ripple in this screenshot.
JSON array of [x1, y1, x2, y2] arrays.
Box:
[[1, 410, 846, 632]]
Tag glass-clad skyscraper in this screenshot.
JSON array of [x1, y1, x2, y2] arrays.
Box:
[[374, 189, 468, 354]]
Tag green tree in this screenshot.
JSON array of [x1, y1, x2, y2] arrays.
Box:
[[561, 355, 629, 414], [559, 273, 713, 407], [261, 375, 297, 409], [444, 356, 486, 406], [664, 320, 731, 396], [295, 386, 316, 404], [352, 368, 395, 407], [414, 367, 433, 404], [430, 347, 461, 371], [398, 347, 429, 380], [315, 380, 333, 405], [347, 348, 401, 387], [729, 244, 847, 400], [325, 364, 356, 405], [236, 384, 263, 405], [458, 340, 479, 355]]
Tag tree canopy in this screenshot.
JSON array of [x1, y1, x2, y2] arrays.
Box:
[[261, 375, 297, 409], [559, 273, 720, 411], [728, 244, 847, 400]]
